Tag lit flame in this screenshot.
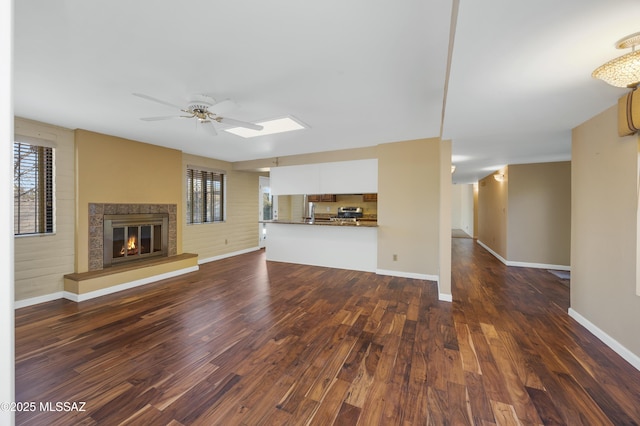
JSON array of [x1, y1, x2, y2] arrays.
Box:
[[120, 236, 137, 255]]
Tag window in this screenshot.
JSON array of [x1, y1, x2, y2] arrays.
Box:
[[186, 166, 226, 224], [14, 141, 54, 235]]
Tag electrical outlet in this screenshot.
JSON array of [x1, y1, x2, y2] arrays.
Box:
[[393, 254, 398, 261]]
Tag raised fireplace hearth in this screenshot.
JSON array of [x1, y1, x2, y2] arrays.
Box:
[[88, 203, 177, 271]]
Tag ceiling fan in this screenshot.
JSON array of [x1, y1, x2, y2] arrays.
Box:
[[133, 93, 263, 136]]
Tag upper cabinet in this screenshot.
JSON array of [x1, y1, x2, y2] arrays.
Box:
[[319, 159, 378, 194], [271, 159, 378, 195], [307, 194, 337, 202], [270, 164, 321, 195]]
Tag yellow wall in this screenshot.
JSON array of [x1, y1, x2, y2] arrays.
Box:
[[75, 130, 183, 273], [14, 118, 76, 300], [508, 161, 571, 266], [572, 105, 640, 357], [377, 138, 441, 277], [439, 139, 452, 296], [478, 162, 571, 267], [478, 166, 509, 259], [473, 183, 479, 239]]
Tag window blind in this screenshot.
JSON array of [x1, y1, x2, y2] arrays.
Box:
[[14, 142, 54, 235], [186, 167, 225, 224]]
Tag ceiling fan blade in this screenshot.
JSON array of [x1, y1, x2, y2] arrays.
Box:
[[201, 120, 218, 136], [208, 99, 236, 115], [133, 93, 184, 110], [140, 115, 190, 121], [218, 117, 264, 131]]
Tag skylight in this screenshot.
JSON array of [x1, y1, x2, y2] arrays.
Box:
[[224, 116, 308, 138]]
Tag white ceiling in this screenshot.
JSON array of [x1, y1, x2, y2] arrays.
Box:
[[13, 0, 640, 183]]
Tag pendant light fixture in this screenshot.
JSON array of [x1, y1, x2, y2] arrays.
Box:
[[592, 32, 640, 88]]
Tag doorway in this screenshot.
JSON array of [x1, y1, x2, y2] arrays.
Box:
[[259, 176, 274, 248]]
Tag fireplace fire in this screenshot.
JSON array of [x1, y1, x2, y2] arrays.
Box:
[[103, 213, 169, 266], [121, 236, 138, 256]]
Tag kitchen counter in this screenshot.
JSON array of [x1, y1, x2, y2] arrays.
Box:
[[260, 219, 377, 227], [261, 220, 377, 272]]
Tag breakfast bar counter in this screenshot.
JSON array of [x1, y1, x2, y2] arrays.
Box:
[[260, 219, 377, 227], [261, 220, 378, 272]]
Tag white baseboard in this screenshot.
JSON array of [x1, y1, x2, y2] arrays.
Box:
[[568, 308, 640, 372], [476, 240, 570, 271], [477, 240, 508, 264], [14, 292, 65, 309], [507, 261, 570, 271], [376, 269, 437, 281], [198, 246, 261, 264], [438, 293, 453, 302]]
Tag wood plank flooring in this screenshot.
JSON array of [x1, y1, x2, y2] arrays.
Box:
[[15, 239, 640, 425]]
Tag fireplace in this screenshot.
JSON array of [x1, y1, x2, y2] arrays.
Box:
[[103, 213, 169, 266], [88, 203, 177, 271]]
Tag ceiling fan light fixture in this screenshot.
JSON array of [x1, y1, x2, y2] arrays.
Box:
[[224, 115, 308, 138], [592, 32, 640, 88], [134, 92, 261, 134]]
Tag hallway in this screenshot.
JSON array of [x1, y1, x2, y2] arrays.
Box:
[[451, 237, 640, 424]]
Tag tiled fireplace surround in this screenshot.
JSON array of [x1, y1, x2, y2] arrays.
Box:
[[88, 203, 177, 271]]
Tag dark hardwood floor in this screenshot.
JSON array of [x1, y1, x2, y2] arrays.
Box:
[[15, 239, 640, 425]]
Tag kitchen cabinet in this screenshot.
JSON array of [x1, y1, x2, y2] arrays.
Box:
[[270, 159, 378, 195], [320, 159, 378, 194], [270, 164, 320, 195], [308, 194, 336, 202], [363, 193, 377, 202]]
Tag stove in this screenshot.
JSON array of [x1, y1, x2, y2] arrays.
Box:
[[330, 217, 357, 223], [336, 206, 363, 219]]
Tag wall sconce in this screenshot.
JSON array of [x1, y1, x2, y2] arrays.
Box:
[[617, 78, 640, 136], [592, 32, 640, 88], [493, 173, 505, 182]]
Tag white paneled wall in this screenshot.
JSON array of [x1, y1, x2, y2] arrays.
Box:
[[182, 153, 263, 262], [14, 118, 76, 301]]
